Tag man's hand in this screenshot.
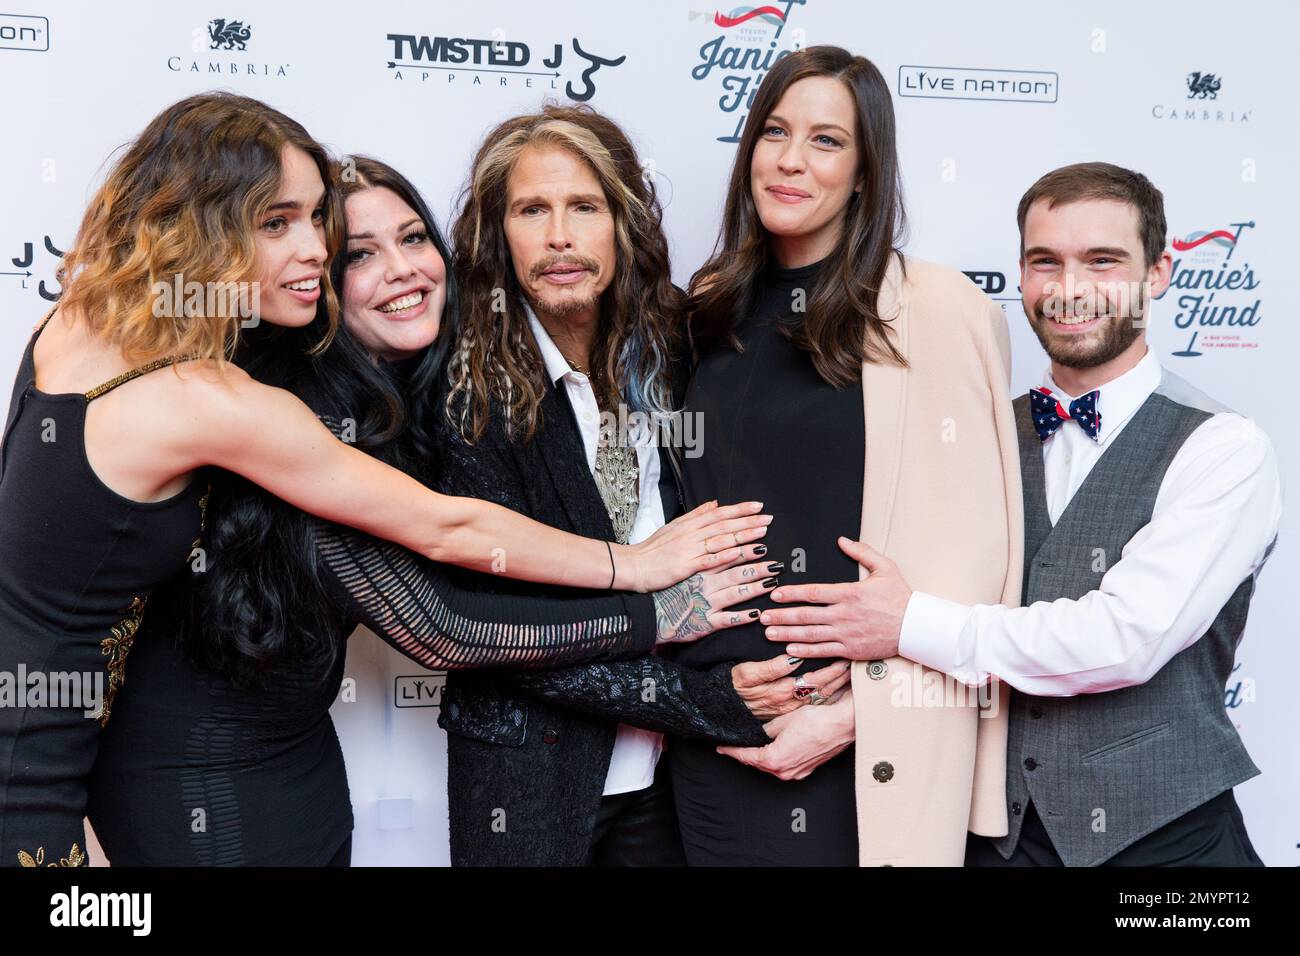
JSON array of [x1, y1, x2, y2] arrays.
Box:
[[761, 536, 911, 660], [716, 691, 855, 781]]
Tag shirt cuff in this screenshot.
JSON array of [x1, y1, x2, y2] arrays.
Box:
[[898, 591, 983, 684]]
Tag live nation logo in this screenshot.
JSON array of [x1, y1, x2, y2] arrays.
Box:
[[898, 65, 1058, 103], [385, 32, 625, 101], [394, 673, 445, 709], [0, 13, 48, 51], [1162, 220, 1261, 357], [166, 17, 292, 78], [688, 1, 808, 143]]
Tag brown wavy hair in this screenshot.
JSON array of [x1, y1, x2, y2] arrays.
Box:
[[689, 46, 908, 385], [57, 92, 343, 365], [446, 103, 683, 444]]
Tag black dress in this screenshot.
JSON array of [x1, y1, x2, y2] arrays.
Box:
[[85, 414, 662, 865], [0, 309, 206, 867], [669, 258, 865, 866]]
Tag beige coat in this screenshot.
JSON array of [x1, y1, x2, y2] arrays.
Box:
[[850, 253, 1024, 866]]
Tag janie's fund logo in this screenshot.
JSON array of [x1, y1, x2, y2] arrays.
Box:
[[1164, 220, 1261, 357], [689, 1, 807, 143]]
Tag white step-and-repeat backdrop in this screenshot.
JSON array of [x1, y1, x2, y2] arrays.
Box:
[[2, 0, 1295, 865]]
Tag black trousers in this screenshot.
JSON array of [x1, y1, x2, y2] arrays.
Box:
[[965, 789, 1264, 866], [326, 835, 352, 867], [669, 736, 858, 866], [586, 757, 685, 866]]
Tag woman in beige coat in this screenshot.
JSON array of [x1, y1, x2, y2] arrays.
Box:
[[671, 45, 1022, 866]]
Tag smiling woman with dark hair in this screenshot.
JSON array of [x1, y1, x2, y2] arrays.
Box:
[[670, 46, 1024, 867]]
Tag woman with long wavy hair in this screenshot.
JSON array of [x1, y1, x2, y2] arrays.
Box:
[[669, 47, 1022, 866], [0, 93, 769, 867]]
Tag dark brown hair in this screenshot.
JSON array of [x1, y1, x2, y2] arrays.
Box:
[[689, 45, 907, 385], [1016, 162, 1167, 268]]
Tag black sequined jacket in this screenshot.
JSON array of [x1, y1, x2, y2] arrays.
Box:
[[435, 378, 770, 867]]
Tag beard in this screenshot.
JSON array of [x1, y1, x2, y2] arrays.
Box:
[[526, 254, 603, 319], [1026, 290, 1146, 370], [528, 286, 601, 320]]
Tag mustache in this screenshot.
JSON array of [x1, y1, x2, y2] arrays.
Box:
[[529, 254, 600, 280]]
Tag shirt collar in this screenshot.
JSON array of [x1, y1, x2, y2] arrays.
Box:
[[525, 302, 587, 386], [1042, 346, 1161, 444]]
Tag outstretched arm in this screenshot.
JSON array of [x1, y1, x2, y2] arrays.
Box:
[[176, 367, 768, 593]]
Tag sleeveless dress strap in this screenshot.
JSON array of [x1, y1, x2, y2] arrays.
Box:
[[33, 305, 57, 335], [32, 304, 198, 402], [84, 354, 197, 402]]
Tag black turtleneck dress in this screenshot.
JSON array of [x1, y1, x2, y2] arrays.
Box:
[[669, 258, 864, 866]]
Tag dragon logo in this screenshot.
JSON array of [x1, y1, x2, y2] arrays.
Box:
[[1186, 71, 1220, 100], [208, 18, 251, 51]]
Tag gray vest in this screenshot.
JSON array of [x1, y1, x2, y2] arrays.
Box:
[[996, 369, 1263, 866]]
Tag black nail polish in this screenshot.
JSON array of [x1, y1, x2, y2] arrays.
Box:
[[754, 545, 768, 556], [767, 562, 785, 573], [762, 577, 778, 588], [748, 609, 760, 619]]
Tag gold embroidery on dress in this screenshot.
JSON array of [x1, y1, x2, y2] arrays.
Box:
[[190, 481, 211, 556], [98, 595, 146, 727], [17, 842, 86, 867]]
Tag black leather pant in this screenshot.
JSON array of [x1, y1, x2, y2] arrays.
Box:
[[586, 757, 685, 866]]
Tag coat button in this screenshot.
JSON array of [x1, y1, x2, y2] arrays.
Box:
[[542, 729, 558, 745], [1011, 801, 1022, 815], [1029, 706, 1044, 719], [1024, 757, 1038, 771], [872, 760, 894, 783], [867, 660, 888, 680]]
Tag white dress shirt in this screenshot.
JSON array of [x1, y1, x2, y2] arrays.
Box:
[[899, 346, 1283, 696], [526, 307, 665, 795]]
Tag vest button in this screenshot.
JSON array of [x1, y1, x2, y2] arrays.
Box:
[[542, 729, 559, 745], [867, 660, 888, 680], [1024, 757, 1038, 771], [872, 760, 894, 783], [1029, 706, 1044, 719], [1011, 801, 1022, 815]]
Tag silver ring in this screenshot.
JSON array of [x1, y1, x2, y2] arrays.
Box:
[[809, 690, 828, 706], [792, 675, 814, 701]]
